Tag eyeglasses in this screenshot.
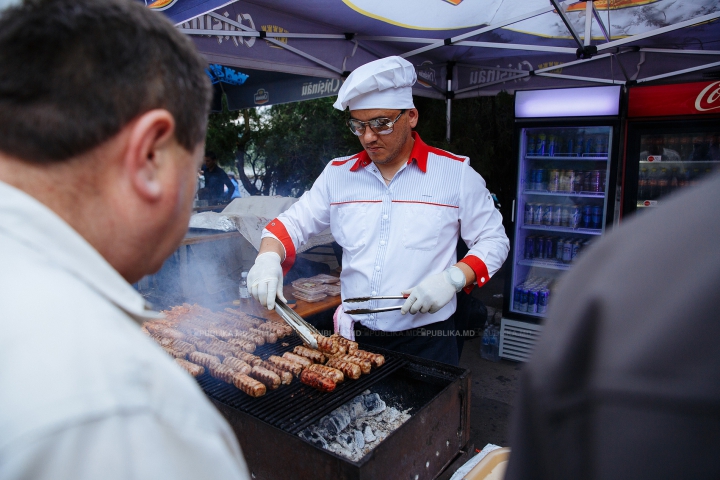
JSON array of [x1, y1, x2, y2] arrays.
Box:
[[347, 110, 405, 136]]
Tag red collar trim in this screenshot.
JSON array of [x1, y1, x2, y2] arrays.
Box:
[[348, 131, 430, 173]]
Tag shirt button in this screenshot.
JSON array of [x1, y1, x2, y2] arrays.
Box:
[[480, 277, 486, 283], [382, 214, 389, 220], [380, 240, 386, 246], [375, 265, 381, 271]]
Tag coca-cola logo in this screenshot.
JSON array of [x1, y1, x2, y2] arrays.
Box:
[[647, 155, 661, 162], [695, 81, 720, 112]]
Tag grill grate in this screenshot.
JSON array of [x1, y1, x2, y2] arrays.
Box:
[[196, 335, 408, 435]]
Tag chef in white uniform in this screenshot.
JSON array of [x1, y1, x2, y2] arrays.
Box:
[[248, 56, 509, 365]]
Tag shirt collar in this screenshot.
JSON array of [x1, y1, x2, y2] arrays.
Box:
[[0, 181, 162, 324], [349, 131, 429, 173]]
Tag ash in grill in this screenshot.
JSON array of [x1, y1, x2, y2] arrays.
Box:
[[299, 390, 412, 462]]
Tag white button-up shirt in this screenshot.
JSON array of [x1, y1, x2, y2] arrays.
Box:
[[264, 133, 509, 331], [0, 181, 249, 480]]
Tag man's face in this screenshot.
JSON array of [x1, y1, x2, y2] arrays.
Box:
[[204, 155, 216, 169], [350, 109, 415, 166]]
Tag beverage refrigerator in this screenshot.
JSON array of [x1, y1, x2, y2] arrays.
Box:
[[499, 85, 623, 362], [622, 81, 720, 218]]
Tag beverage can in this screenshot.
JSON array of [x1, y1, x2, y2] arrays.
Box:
[[525, 236, 534, 259], [570, 205, 582, 229], [548, 135, 557, 156], [533, 203, 544, 225], [513, 286, 524, 309], [556, 238, 565, 260], [534, 168, 546, 191], [573, 170, 584, 193], [542, 204, 553, 225], [582, 205, 592, 228], [548, 169, 560, 192], [585, 135, 595, 155], [561, 205, 570, 227], [552, 204, 563, 226], [544, 236, 555, 259], [535, 236, 545, 259], [527, 290, 538, 314], [524, 202, 534, 224], [592, 205, 602, 229], [526, 135, 536, 156], [566, 136, 574, 155], [536, 133, 546, 156], [564, 170, 575, 192], [537, 289, 549, 314], [571, 241, 581, 261], [519, 288, 529, 312], [589, 170, 602, 192], [562, 240, 573, 263], [575, 131, 585, 156]]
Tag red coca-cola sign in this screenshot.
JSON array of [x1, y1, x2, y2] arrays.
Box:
[[628, 81, 720, 118]]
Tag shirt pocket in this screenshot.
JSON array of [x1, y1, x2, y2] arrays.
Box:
[[332, 203, 368, 250], [401, 204, 443, 251]]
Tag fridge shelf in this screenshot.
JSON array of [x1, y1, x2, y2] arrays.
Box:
[[526, 155, 608, 161], [517, 259, 571, 271], [510, 308, 543, 318], [523, 190, 605, 198], [522, 225, 603, 235], [639, 160, 717, 164]]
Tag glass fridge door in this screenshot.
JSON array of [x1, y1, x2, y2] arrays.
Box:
[[510, 125, 613, 319], [636, 131, 720, 209]]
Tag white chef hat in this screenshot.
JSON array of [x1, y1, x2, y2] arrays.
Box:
[[333, 56, 417, 111]]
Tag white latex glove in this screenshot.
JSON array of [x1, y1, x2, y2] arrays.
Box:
[[401, 269, 460, 315], [247, 252, 286, 310]]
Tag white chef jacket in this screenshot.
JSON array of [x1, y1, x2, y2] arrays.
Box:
[[263, 132, 509, 331], [0, 181, 249, 480]]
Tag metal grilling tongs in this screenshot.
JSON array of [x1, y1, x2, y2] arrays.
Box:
[[274, 296, 319, 349], [343, 294, 409, 315]]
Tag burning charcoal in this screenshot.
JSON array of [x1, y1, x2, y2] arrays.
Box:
[[383, 407, 399, 424], [363, 425, 376, 443], [319, 409, 352, 436], [299, 428, 328, 449], [336, 433, 357, 452], [353, 429, 365, 449], [361, 393, 386, 416]]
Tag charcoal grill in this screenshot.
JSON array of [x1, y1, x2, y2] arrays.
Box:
[[197, 334, 471, 480]]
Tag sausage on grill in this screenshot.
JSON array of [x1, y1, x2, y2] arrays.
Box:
[[325, 357, 362, 380], [330, 334, 358, 354], [188, 351, 221, 369], [234, 351, 263, 366], [250, 327, 278, 344], [163, 346, 186, 359], [234, 373, 266, 397], [312, 334, 339, 355], [300, 369, 336, 393], [333, 354, 371, 374], [250, 366, 282, 390], [223, 356, 252, 375], [305, 363, 344, 383], [175, 358, 205, 377], [207, 363, 242, 384], [351, 349, 385, 368], [293, 345, 327, 364], [282, 352, 312, 368], [268, 355, 303, 376], [259, 361, 293, 385]]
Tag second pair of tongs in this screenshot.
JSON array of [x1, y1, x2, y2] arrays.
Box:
[[344, 294, 408, 315], [274, 296, 319, 349]]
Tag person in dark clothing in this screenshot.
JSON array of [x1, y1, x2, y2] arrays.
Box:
[[505, 172, 720, 480], [199, 151, 234, 204]]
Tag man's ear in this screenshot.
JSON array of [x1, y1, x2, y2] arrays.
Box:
[[125, 109, 176, 201], [407, 108, 419, 128]]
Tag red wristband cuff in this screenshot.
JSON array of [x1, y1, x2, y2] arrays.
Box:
[[265, 219, 296, 275], [458, 255, 490, 292]]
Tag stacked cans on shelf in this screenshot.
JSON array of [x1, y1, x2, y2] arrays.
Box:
[[524, 235, 593, 264], [527, 131, 608, 157], [527, 168, 605, 193], [513, 277, 552, 315], [524, 202, 603, 230]]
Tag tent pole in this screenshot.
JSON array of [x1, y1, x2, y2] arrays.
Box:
[[446, 97, 452, 143], [445, 62, 454, 143]]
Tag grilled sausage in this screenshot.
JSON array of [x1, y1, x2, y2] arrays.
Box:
[[162, 346, 186, 359], [305, 363, 344, 383], [234, 373, 266, 397], [249, 327, 278, 344], [330, 334, 359, 354], [207, 363, 242, 384], [333, 354, 371, 374], [250, 366, 282, 390], [300, 369, 336, 393], [312, 334, 339, 355], [145, 323, 186, 340], [223, 357, 252, 375], [234, 351, 263, 366], [282, 352, 312, 368], [351, 349, 385, 368], [257, 322, 292, 337], [325, 357, 362, 380], [268, 355, 303, 376], [224, 337, 259, 352], [188, 351, 221, 369], [259, 361, 293, 385], [175, 358, 205, 377], [293, 345, 327, 364]]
